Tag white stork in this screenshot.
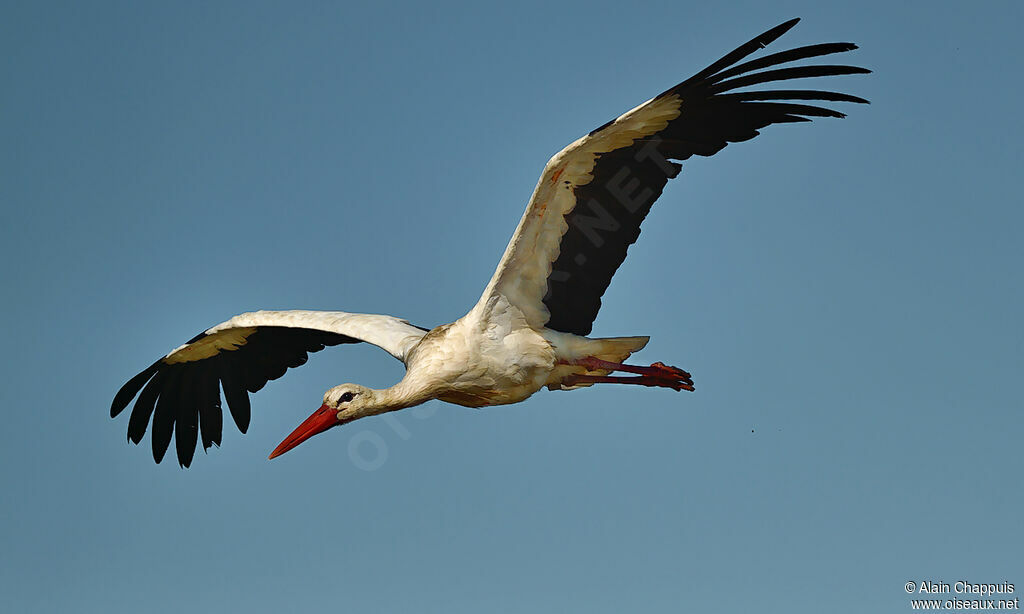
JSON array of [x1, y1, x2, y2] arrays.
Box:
[[110, 18, 868, 467]]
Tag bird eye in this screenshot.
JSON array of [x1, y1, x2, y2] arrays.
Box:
[[339, 392, 355, 403]]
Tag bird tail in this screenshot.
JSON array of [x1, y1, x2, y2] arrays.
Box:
[[588, 335, 650, 364]]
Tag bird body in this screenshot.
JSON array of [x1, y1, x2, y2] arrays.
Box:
[[414, 313, 558, 408], [409, 298, 650, 408], [110, 18, 868, 466]]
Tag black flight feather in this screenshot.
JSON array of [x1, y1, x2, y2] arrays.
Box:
[[113, 326, 362, 466], [542, 19, 868, 336]]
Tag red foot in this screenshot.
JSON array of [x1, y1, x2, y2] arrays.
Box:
[[647, 362, 694, 391]]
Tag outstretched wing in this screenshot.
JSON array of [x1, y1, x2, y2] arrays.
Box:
[[477, 18, 868, 335], [109, 310, 428, 467]]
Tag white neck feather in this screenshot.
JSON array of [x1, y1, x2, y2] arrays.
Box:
[[356, 374, 437, 419]]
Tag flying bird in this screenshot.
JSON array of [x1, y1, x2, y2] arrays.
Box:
[[110, 18, 868, 467]]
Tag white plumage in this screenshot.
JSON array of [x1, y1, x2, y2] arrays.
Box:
[[163, 311, 426, 364], [110, 18, 867, 466]]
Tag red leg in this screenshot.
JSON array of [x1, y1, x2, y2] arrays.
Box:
[[560, 357, 695, 391]]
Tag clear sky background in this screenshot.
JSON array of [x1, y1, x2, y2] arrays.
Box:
[[2, 1, 1021, 612]]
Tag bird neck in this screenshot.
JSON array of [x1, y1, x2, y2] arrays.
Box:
[[363, 377, 435, 417]]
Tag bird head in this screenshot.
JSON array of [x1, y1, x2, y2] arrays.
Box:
[[324, 384, 376, 416], [268, 384, 374, 459]]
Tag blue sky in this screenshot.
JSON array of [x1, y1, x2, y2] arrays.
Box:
[[2, 1, 1021, 612]]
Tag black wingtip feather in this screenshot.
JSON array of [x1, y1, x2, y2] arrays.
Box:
[[706, 42, 862, 86], [751, 102, 848, 119], [708, 65, 871, 95], [681, 18, 801, 88], [127, 371, 164, 444], [218, 354, 251, 434], [175, 376, 199, 468], [197, 367, 222, 451], [110, 362, 160, 418], [151, 367, 181, 464], [715, 90, 869, 105]]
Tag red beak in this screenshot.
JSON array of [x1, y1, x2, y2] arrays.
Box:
[[269, 404, 343, 459]]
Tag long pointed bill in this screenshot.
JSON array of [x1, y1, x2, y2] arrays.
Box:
[[269, 404, 343, 460]]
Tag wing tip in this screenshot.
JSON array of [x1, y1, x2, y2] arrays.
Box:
[[759, 18, 801, 49], [776, 17, 801, 34], [110, 361, 161, 418]]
